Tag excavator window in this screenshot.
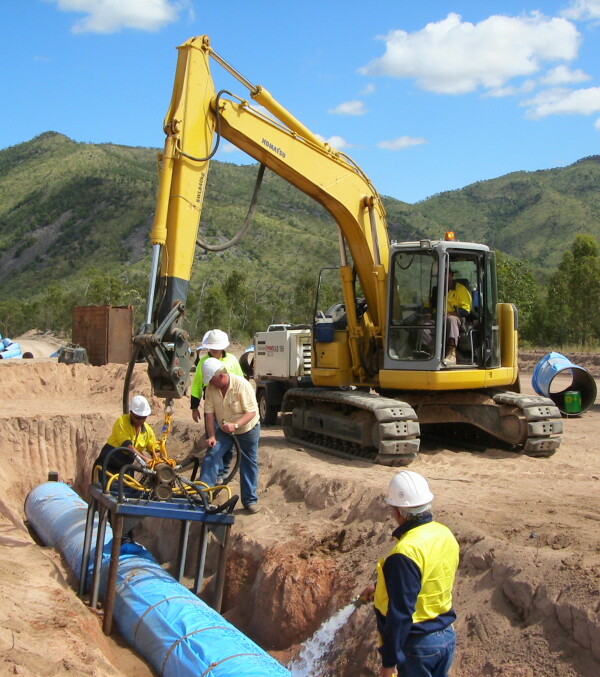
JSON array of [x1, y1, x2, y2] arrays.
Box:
[[388, 250, 490, 366], [388, 250, 439, 361]]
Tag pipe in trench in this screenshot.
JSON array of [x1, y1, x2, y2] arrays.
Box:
[[25, 481, 291, 677]]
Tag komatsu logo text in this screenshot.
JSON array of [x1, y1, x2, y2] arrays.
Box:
[[262, 139, 286, 158]]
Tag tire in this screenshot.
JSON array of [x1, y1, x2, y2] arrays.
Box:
[[258, 388, 279, 425]]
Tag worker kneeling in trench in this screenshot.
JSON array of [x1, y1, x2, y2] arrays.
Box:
[[92, 395, 155, 542]]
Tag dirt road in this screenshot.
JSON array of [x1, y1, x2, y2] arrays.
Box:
[[0, 353, 598, 676]]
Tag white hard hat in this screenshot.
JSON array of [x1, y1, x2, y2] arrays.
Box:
[[130, 395, 151, 417], [386, 471, 434, 508], [202, 357, 225, 383], [201, 329, 230, 351]]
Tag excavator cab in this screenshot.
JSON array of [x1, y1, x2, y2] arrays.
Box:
[[384, 240, 500, 372]]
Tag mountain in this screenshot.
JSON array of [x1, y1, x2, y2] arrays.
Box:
[[395, 156, 600, 273], [1, 132, 600, 302], [0, 132, 345, 300]]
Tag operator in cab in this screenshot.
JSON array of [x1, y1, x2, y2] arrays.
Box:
[[444, 268, 472, 365]]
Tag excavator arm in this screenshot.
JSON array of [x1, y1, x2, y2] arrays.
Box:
[[136, 35, 391, 398]]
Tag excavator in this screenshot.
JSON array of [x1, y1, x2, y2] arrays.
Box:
[[131, 35, 563, 466]]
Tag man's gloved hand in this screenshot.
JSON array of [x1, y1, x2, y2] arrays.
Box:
[[360, 583, 375, 602], [380, 667, 398, 677]]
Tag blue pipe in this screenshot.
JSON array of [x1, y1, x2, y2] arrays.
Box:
[[532, 351, 597, 415], [25, 482, 291, 677], [0, 342, 23, 359]]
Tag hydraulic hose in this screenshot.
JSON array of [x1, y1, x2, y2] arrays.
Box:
[[122, 343, 140, 415], [196, 163, 265, 252]]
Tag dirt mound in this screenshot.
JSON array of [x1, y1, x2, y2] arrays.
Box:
[[0, 361, 599, 675]]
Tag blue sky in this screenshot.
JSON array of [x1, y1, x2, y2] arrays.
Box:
[[2, 0, 600, 203]]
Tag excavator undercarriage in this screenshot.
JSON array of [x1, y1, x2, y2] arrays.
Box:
[[281, 387, 563, 465]]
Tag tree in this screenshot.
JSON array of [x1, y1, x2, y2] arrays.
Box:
[[38, 283, 72, 333], [542, 235, 600, 347], [495, 252, 541, 343], [199, 284, 228, 332]]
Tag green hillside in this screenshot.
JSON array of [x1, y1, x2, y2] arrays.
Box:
[[1, 132, 600, 341], [0, 133, 343, 291], [395, 156, 600, 275]]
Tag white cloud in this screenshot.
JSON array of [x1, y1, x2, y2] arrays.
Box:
[[523, 86, 600, 117], [488, 79, 537, 98], [378, 136, 427, 151], [360, 12, 580, 95], [328, 100, 367, 116], [562, 0, 600, 20], [44, 0, 181, 33], [324, 135, 351, 150], [595, 118, 600, 129], [540, 65, 591, 85], [220, 143, 239, 154], [360, 83, 376, 96]]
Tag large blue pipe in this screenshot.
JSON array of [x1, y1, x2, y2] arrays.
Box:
[[25, 482, 291, 677], [0, 341, 22, 359]]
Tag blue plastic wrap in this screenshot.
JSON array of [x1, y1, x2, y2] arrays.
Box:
[[25, 481, 112, 579], [25, 482, 291, 677], [112, 555, 291, 676]]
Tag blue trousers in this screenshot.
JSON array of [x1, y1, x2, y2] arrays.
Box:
[[200, 424, 260, 506], [402, 625, 456, 677]]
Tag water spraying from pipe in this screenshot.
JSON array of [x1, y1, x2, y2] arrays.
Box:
[[288, 602, 358, 676]]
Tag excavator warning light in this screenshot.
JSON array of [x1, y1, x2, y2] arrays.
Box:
[[445, 231, 456, 241]]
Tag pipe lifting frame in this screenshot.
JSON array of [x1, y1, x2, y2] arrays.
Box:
[[81, 484, 235, 635]]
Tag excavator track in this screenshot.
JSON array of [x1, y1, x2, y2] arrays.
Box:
[[281, 388, 420, 466], [281, 388, 563, 465], [491, 391, 563, 456], [411, 389, 563, 458]]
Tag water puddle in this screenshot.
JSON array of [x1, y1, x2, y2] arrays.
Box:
[[288, 603, 356, 676]]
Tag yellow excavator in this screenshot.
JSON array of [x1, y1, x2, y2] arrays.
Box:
[[132, 35, 562, 466]]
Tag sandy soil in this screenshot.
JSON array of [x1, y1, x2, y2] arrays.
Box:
[[12, 330, 65, 359], [0, 336, 599, 676]]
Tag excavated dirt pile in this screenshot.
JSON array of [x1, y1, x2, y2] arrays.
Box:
[[0, 349, 599, 676]]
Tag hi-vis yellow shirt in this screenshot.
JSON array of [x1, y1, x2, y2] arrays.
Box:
[[375, 520, 459, 623], [191, 352, 243, 400], [106, 414, 156, 454], [447, 282, 471, 314]]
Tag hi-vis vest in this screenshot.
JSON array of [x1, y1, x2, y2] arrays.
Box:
[[374, 521, 459, 623]]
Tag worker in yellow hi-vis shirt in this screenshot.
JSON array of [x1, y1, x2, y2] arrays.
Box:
[[361, 471, 459, 677]]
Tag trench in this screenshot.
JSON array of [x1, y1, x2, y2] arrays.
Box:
[[1, 371, 600, 676]]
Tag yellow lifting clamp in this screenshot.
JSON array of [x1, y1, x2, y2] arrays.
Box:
[[150, 399, 177, 469]]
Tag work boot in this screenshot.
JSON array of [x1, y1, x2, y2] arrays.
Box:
[[445, 346, 457, 366], [245, 503, 260, 514]]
